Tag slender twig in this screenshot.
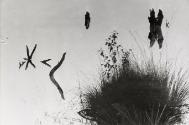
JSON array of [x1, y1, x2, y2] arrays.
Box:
[[49, 52, 66, 100], [41, 59, 51, 67]]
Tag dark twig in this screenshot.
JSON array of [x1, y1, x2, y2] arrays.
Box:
[[19, 61, 25, 69], [41, 59, 51, 67], [49, 52, 66, 100], [24, 44, 37, 70]]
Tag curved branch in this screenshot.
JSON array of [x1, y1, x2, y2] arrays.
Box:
[[49, 52, 66, 100]]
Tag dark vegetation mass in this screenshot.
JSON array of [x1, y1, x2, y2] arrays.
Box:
[[78, 31, 189, 125]]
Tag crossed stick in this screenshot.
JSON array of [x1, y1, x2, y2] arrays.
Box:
[[23, 44, 37, 70]]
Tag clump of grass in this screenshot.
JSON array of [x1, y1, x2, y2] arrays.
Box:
[[78, 31, 189, 125]]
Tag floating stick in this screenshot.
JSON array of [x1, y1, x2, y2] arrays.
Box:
[[49, 52, 66, 100], [41, 59, 51, 67]]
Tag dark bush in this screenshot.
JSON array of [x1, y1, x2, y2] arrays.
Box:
[[78, 31, 189, 125]]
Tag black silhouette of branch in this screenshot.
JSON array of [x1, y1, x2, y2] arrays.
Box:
[[49, 52, 66, 100], [24, 44, 37, 70], [41, 59, 51, 67], [19, 61, 26, 69]]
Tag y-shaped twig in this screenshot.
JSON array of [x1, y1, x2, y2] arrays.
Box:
[[49, 52, 66, 100]]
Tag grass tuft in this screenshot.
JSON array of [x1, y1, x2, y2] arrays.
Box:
[[78, 31, 189, 125]]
